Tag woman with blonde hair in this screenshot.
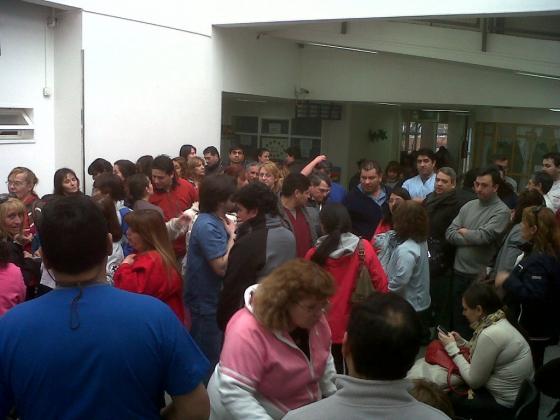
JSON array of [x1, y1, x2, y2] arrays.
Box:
[[496, 205, 560, 368], [208, 259, 337, 419], [114, 209, 185, 322], [0, 195, 41, 298], [258, 161, 282, 194], [185, 156, 206, 191]]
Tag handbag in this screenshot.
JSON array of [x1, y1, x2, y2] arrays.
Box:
[[425, 339, 471, 395], [350, 240, 376, 304]]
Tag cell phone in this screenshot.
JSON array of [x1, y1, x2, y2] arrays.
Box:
[[437, 325, 449, 335]]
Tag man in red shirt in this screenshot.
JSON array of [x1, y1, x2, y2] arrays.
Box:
[[149, 155, 197, 259], [280, 173, 321, 258]]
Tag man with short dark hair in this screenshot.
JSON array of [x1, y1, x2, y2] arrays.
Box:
[[87, 158, 113, 180], [185, 174, 237, 381], [527, 170, 554, 209], [217, 182, 295, 330], [203, 146, 223, 175], [284, 146, 305, 174], [343, 160, 384, 239], [149, 154, 197, 259], [0, 195, 210, 419], [542, 152, 560, 212], [491, 154, 517, 192], [446, 166, 510, 338], [284, 293, 449, 419], [402, 148, 437, 201], [227, 146, 245, 167], [280, 173, 320, 258], [308, 173, 331, 210]]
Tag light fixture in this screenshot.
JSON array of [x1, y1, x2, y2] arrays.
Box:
[[306, 42, 377, 54], [421, 109, 469, 113], [377, 103, 400, 106], [516, 72, 560, 81], [550, 108, 560, 112], [236, 99, 267, 103]]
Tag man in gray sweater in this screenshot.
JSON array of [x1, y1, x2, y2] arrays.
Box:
[[283, 293, 449, 420], [446, 167, 510, 338]]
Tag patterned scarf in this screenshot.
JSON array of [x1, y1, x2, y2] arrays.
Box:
[[469, 309, 506, 354]]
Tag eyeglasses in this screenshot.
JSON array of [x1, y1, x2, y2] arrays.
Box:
[[296, 300, 331, 314], [5, 180, 25, 187]]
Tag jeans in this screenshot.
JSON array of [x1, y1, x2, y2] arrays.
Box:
[[190, 311, 223, 384]]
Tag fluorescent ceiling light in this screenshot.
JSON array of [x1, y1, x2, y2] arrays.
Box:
[[377, 103, 400, 106], [516, 72, 560, 81], [236, 99, 267, 103], [550, 108, 560, 112], [421, 109, 469, 113], [306, 42, 377, 54]]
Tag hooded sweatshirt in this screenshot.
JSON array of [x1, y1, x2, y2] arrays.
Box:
[[305, 232, 388, 343]]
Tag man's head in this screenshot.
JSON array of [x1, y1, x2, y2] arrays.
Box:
[[415, 148, 436, 179], [527, 170, 554, 195], [474, 166, 501, 202], [281, 173, 311, 207], [245, 162, 260, 182], [435, 167, 456, 195], [542, 152, 560, 182], [203, 146, 220, 167], [7, 167, 38, 200], [344, 293, 421, 380], [359, 160, 382, 195], [233, 182, 279, 223], [284, 146, 300, 165], [228, 146, 245, 165], [151, 155, 175, 192], [491, 154, 509, 175], [199, 174, 236, 214], [308, 173, 331, 204], [92, 173, 125, 202], [87, 158, 112, 180], [39, 196, 109, 276]]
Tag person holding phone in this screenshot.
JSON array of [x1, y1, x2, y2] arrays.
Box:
[[438, 283, 533, 420]]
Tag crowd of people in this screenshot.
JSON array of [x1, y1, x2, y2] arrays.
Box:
[[1, 143, 560, 419]]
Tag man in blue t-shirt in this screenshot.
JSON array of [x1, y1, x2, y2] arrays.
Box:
[[0, 196, 210, 420], [185, 174, 237, 381]]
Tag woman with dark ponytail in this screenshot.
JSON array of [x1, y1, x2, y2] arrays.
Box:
[[305, 203, 388, 372]]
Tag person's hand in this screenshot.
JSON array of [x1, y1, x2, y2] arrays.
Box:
[[223, 217, 236, 239], [438, 331, 456, 346], [495, 271, 510, 288], [123, 254, 136, 265], [14, 231, 33, 245], [23, 251, 33, 259], [313, 155, 327, 164], [177, 212, 192, 229], [458, 228, 468, 236]]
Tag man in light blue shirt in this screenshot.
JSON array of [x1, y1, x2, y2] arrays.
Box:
[[402, 148, 437, 202]]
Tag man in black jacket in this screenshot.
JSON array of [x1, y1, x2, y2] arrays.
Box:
[[424, 167, 475, 329], [217, 183, 295, 330]]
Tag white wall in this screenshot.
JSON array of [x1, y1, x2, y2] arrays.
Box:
[[53, 9, 83, 178], [0, 0, 55, 197], [81, 12, 221, 192]]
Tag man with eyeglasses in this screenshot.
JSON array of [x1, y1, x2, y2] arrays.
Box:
[[445, 166, 510, 338]]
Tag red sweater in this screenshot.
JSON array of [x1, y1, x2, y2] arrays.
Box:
[[305, 240, 388, 343], [114, 251, 185, 323], [148, 178, 197, 257]]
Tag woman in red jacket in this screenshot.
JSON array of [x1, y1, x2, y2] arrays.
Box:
[[114, 209, 185, 322], [305, 203, 388, 373]]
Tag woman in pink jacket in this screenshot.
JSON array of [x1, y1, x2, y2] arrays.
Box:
[[208, 259, 337, 420]]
